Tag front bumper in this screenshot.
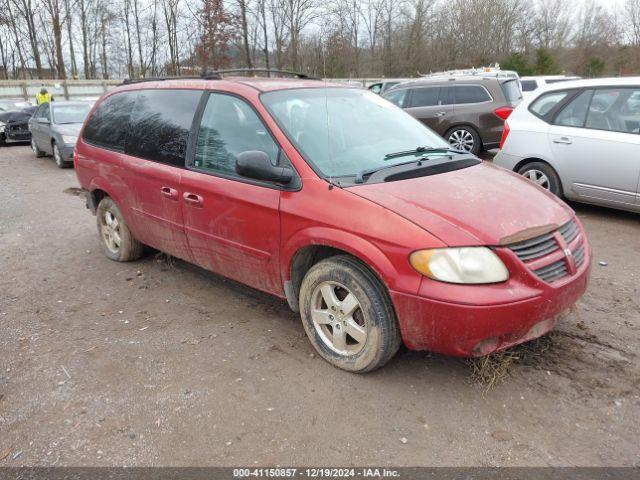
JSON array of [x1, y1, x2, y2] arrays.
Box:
[[390, 238, 592, 357], [59, 144, 75, 162], [4, 128, 31, 143]]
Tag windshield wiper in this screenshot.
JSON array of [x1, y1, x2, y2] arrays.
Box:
[[355, 158, 429, 184], [384, 146, 465, 160]]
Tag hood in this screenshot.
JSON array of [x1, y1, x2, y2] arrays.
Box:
[[349, 162, 573, 246], [54, 123, 82, 136]]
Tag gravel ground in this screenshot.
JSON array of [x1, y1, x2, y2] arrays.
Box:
[[1, 145, 639, 467]]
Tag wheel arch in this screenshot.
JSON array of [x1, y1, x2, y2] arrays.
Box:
[[282, 228, 398, 312], [513, 157, 567, 196]]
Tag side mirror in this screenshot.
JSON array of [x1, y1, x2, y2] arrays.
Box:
[[236, 150, 293, 184], [37, 117, 49, 124]]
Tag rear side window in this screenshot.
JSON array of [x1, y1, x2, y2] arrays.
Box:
[[409, 87, 440, 108], [521, 80, 537, 92], [125, 89, 202, 166], [383, 89, 408, 108], [500, 80, 522, 105], [555, 90, 593, 127], [83, 92, 136, 150], [453, 85, 492, 104], [529, 91, 570, 118]]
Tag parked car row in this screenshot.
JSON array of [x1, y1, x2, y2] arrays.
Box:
[[382, 74, 521, 154], [495, 77, 640, 213], [29, 101, 93, 167], [71, 71, 592, 372]]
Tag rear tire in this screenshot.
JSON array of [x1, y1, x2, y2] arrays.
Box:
[[96, 197, 144, 262], [517, 161, 563, 197], [299, 255, 401, 373], [31, 138, 46, 157], [446, 126, 481, 155]]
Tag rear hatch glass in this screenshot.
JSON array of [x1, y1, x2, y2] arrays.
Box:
[[500, 79, 523, 106]]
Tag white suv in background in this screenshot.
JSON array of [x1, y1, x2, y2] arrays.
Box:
[[494, 77, 640, 213], [520, 76, 581, 97]]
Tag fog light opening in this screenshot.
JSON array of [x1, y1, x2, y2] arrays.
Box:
[[472, 336, 500, 356]]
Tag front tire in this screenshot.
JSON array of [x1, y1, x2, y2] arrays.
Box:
[[31, 138, 45, 157], [96, 197, 144, 262], [299, 255, 401, 373], [517, 161, 563, 197], [53, 142, 69, 168], [446, 126, 481, 155]]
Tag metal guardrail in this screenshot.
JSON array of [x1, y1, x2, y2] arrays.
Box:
[[0, 80, 121, 100], [0, 78, 410, 100]]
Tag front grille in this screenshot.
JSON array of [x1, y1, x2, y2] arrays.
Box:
[[534, 259, 568, 283], [507, 231, 559, 261], [574, 243, 585, 267], [506, 219, 584, 284], [559, 219, 579, 243]]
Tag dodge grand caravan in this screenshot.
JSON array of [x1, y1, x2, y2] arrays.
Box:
[[74, 73, 591, 372]]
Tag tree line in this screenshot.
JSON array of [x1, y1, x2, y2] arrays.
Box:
[[1, 0, 640, 80]]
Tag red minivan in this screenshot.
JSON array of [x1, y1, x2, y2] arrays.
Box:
[[74, 73, 591, 372]]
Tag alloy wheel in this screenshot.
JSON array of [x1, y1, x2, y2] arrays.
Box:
[[523, 169, 551, 190], [310, 281, 367, 355], [99, 210, 122, 254], [53, 144, 63, 166], [448, 129, 475, 152]]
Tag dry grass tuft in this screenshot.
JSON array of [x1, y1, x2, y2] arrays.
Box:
[[467, 332, 561, 391], [154, 251, 177, 268]]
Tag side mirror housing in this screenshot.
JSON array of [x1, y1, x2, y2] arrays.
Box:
[[236, 150, 293, 185], [37, 117, 50, 124]]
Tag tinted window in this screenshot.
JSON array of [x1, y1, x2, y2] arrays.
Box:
[[409, 87, 439, 108], [369, 83, 382, 94], [383, 89, 408, 108], [193, 93, 279, 176], [453, 85, 492, 104], [521, 80, 537, 92], [555, 90, 592, 127], [585, 88, 640, 133], [37, 103, 50, 121], [125, 89, 201, 166], [530, 91, 570, 118], [83, 92, 136, 150]]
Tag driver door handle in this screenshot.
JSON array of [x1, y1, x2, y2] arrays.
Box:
[[183, 192, 204, 207], [435, 111, 447, 117], [160, 186, 178, 200], [553, 137, 572, 145]]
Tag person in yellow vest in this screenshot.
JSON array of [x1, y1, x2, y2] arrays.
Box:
[[36, 87, 54, 105]]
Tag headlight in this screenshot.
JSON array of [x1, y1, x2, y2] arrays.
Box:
[[410, 247, 509, 284], [0, 121, 5, 133], [62, 135, 78, 145]]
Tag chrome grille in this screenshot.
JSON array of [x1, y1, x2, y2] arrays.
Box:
[[574, 243, 585, 267], [507, 232, 559, 261], [559, 219, 579, 244], [506, 219, 584, 284], [534, 259, 568, 283]]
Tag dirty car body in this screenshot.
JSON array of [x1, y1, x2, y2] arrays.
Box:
[[74, 76, 591, 372]]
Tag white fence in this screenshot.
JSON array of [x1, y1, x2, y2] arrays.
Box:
[[0, 80, 121, 101]]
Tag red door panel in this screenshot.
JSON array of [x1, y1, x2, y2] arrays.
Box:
[[179, 170, 282, 295], [120, 155, 193, 262]]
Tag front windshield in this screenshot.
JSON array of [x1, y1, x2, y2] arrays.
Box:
[[53, 104, 92, 124], [261, 88, 450, 178]]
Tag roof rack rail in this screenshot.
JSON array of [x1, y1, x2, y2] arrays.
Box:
[[120, 73, 220, 85], [207, 68, 320, 80], [119, 68, 319, 86]]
